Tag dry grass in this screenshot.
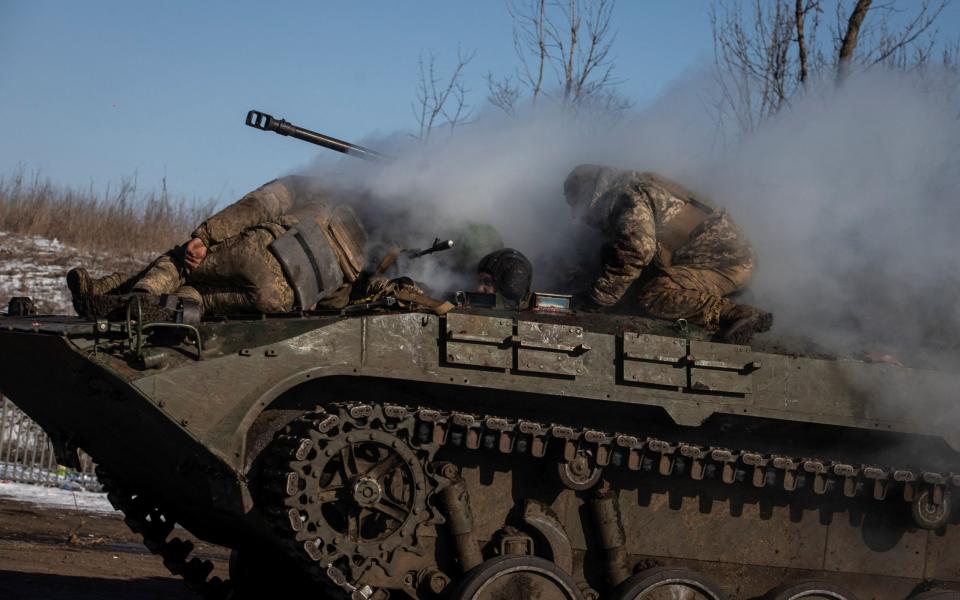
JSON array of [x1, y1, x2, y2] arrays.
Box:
[[0, 170, 218, 255]]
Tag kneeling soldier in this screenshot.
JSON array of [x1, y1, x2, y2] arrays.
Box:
[[563, 164, 772, 343]]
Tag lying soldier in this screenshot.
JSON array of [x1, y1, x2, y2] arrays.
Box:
[[68, 176, 457, 320], [68, 176, 368, 319], [563, 164, 773, 343]]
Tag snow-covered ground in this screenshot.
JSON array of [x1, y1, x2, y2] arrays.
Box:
[[0, 232, 75, 313], [0, 231, 144, 505], [0, 480, 116, 513], [0, 231, 150, 314]]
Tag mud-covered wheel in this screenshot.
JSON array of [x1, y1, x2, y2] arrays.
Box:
[[611, 567, 726, 600], [558, 449, 602, 490], [769, 580, 857, 600], [912, 489, 952, 530], [265, 404, 439, 586], [452, 555, 584, 600]]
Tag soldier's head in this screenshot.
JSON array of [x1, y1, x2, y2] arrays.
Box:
[[477, 248, 533, 302], [564, 164, 619, 223]]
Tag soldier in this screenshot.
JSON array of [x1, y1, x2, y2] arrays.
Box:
[[477, 248, 533, 308], [68, 176, 367, 319], [563, 164, 772, 343]]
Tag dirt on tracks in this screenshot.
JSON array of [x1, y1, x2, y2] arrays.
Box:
[[0, 495, 229, 599]]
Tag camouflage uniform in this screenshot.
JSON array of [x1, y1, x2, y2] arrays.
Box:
[[564, 165, 758, 332], [133, 176, 357, 314]]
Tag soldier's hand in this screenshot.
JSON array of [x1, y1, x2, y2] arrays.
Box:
[[183, 237, 208, 271]]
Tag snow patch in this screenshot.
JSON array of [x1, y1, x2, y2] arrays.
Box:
[[0, 480, 117, 513], [0, 231, 150, 314]]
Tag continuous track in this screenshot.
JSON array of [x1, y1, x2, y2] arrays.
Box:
[[96, 467, 233, 600], [265, 401, 959, 595], [101, 399, 960, 598]]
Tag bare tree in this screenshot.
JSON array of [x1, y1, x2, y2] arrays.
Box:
[[413, 48, 477, 142], [836, 0, 872, 80], [711, 0, 953, 136], [485, 73, 523, 116], [861, 0, 949, 69], [796, 0, 810, 86], [710, 0, 803, 134], [513, 0, 549, 104], [487, 0, 628, 115]]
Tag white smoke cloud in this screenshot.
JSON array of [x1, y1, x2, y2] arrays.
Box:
[[701, 71, 960, 366], [303, 68, 960, 367]]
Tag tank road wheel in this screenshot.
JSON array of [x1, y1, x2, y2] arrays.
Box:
[[769, 580, 857, 600], [263, 403, 439, 589], [558, 449, 602, 490], [912, 489, 952, 530], [452, 555, 584, 600], [611, 567, 726, 600]]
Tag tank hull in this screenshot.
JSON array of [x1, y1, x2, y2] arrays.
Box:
[[1, 312, 957, 598]]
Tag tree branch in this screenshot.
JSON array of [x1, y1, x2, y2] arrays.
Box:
[[412, 48, 476, 141]]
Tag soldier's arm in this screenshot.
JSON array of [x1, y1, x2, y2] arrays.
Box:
[[191, 178, 296, 247], [590, 192, 657, 306]]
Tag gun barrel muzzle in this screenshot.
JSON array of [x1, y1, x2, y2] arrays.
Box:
[[246, 110, 388, 161]]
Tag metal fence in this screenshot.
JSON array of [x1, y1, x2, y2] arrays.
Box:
[[0, 395, 100, 491]]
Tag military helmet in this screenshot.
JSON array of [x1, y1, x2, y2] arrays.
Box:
[[477, 248, 533, 302], [564, 164, 621, 215]]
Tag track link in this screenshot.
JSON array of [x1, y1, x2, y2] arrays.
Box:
[[404, 404, 958, 508], [95, 466, 233, 600], [99, 397, 960, 598], [262, 400, 958, 593]]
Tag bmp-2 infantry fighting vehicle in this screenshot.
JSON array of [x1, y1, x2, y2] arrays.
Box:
[[1, 114, 959, 600]]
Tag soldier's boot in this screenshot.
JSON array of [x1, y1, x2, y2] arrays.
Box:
[[718, 302, 773, 345], [67, 268, 129, 317], [78, 294, 131, 321], [79, 292, 181, 322], [66, 268, 93, 316], [67, 268, 126, 295]]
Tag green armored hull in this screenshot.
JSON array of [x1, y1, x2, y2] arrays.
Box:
[[1, 307, 958, 600]]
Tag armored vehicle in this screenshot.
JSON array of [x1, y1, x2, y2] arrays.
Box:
[[1, 292, 959, 600], [2, 113, 958, 599]]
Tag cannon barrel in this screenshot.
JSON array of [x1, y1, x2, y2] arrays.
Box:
[[245, 110, 388, 161]]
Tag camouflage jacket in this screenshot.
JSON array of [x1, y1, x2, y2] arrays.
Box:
[[566, 167, 754, 306], [191, 176, 368, 283], [191, 176, 319, 248]]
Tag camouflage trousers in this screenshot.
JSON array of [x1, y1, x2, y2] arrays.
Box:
[[635, 264, 753, 331], [135, 226, 297, 314]]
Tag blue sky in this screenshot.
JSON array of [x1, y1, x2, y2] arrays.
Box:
[[0, 1, 716, 202], [1, 1, 956, 204]]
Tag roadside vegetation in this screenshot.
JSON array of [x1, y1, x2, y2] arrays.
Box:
[[0, 169, 216, 255]]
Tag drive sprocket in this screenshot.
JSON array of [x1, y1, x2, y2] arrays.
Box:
[[264, 403, 439, 586]]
